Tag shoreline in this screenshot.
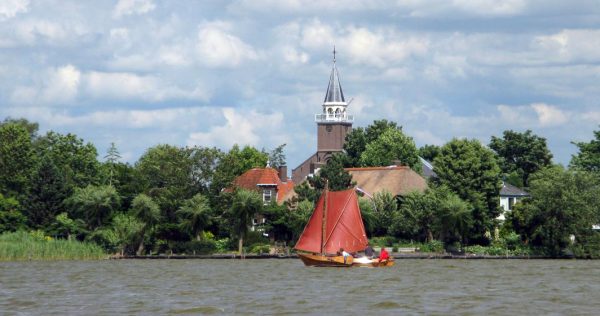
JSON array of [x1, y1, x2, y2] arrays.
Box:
[[110, 253, 553, 260]]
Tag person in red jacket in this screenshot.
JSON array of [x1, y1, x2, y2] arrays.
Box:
[[379, 247, 390, 262]]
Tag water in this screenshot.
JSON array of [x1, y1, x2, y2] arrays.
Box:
[[1, 259, 600, 315]]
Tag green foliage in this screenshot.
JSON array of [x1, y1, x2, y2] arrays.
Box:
[[419, 240, 445, 253], [358, 198, 376, 235], [49, 212, 86, 240], [35, 131, 100, 189], [103, 142, 122, 186], [172, 239, 217, 255], [433, 138, 502, 243], [419, 145, 441, 162], [229, 189, 263, 254], [211, 145, 267, 195], [215, 238, 234, 252], [249, 243, 270, 254], [66, 185, 121, 230], [0, 194, 27, 233], [489, 130, 553, 187], [369, 191, 398, 236], [570, 126, 600, 173], [0, 230, 105, 261], [506, 166, 600, 257], [176, 194, 211, 241], [309, 153, 354, 192], [25, 157, 69, 228], [392, 190, 437, 241], [344, 119, 403, 168], [360, 128, 421, 172], [268, 143, 287, 168], [130, 193, 161, 255], [0, 122, 36, 198]]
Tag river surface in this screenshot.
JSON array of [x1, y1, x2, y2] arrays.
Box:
[[1, 259, 600, 315]]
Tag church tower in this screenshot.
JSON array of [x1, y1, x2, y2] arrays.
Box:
[[316, 47, 353, 152], [292, 48, 353, 184]]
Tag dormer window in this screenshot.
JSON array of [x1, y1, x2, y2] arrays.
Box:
[[263, 189, 272, 204]]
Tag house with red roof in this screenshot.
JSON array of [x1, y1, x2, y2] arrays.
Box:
[[228, 166, 295, 205]]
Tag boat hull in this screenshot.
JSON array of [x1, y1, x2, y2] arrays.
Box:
[[297, 253, 353, 267], [351, 256, 395, 268]]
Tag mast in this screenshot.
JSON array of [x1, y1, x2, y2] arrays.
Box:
[[320, 180, 328, 255]]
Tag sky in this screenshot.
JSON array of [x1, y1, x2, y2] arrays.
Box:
[[1, 0, 599, 171]]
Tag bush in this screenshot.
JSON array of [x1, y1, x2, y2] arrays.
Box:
[[370, 236, 396, 247], [171, 240, 217, 255], [249, 243, 270, 254], [215, 238, 234, 253], [419, 240, 444, 253]]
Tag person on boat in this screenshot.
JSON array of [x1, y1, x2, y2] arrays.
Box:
[[379, 247, 390, 262], [364, 243, 374, 259], [340, 248, 352, 264]]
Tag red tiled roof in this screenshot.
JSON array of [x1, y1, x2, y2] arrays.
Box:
[[228, 168, 295, 204]]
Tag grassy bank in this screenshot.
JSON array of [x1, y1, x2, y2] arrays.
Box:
[[0, 231, 106, 261]]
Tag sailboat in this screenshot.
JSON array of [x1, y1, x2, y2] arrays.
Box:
[[294, 187, 394, 267]]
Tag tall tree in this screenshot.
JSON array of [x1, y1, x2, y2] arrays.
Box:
[[176, 194, 212, 241], [130, 193, 161, 255], [268, 143, 287, 168], [344, 120, 401, 167], [0, 122, 36, 198], [359, 128, 421, 172], [103, 142, 122, 186], [35, 131, 100, 190], [433, 138, 502, 244], [136, 144, 201, 221], [570, 126, 600, 173], [229, 189, 263, 256], [489, 130, 553, 187], [25, 157, 69, 228]]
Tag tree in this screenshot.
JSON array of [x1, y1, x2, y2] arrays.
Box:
[[66, 185, 121, 230], [211, 145, 268, 195], [177, 194, 212, 241], [35, 131, 100, 190], [507, 166, 600, 257], [136, 144, 204, 221], [369, 190, 398, 236], [344, 120, 402, 167], [0, 193, 27, 233], [103, 142, 122, 186], [110, 213, 143, 256], [1, 117, 39, 139], [570, 126, 600, 173], [24, 157, 69, 228], [433, 138, 502, 244], [489, 130, 553, 187], [436, 193, 473, 250], [0, 122, 36, 198], [49, 212, 86, 240], [268, 143, 287, 168], [312, 153, 354, 192], [229, 189, 263, 256], [359, 128, 421, 172], [395, 190, 438, 242], [130, 193, 161, 255], [419, 145, 441, 162]]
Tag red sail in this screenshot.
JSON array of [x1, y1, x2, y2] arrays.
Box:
[[295, 189, 368, 254]]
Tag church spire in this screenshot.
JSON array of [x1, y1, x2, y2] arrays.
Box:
[[316, 47, 353, 124], [323, 46, 346, 105]]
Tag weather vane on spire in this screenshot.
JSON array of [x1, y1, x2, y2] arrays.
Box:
[[333, 45, 336, 62]]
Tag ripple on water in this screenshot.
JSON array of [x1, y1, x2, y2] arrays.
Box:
[[169, 306, 225, 314]]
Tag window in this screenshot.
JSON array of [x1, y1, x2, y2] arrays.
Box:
[[508, 197, 515, 210], [263, 189, 272, 204]]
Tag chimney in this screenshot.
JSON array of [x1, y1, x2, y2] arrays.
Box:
[[278, 165, 288, 182]]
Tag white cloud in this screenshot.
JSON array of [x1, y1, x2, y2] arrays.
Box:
[[532, 103, 569, 126], [84, 71, 210, 102], [113, 0, 155, 19], [0, 0, 28, 20], [187, 108, 283, 148], [195, 22, 259, 68], [11, 65, 81, 105]]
